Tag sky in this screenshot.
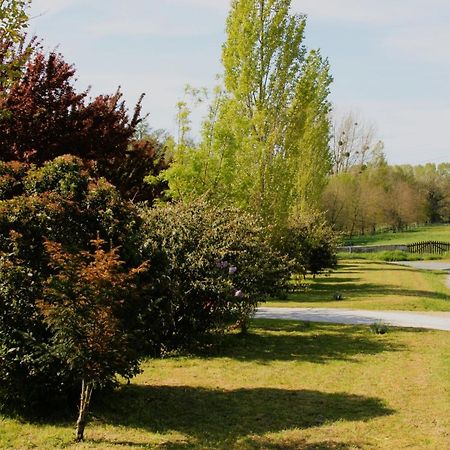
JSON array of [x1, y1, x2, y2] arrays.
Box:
[[29, 0, 450, 165]]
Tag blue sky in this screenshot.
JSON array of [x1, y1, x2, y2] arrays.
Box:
[[30, 0, 450, 165]]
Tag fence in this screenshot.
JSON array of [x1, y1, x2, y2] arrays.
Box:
[[407, 241, 450, 255], [337, 244, 407, 253]]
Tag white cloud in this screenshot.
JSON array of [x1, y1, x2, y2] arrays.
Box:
[[292, 0, 450, 26], [86, 17, 209, 38], [61, 0, 227, 38], [383, 24, 450, 64], [31, 0, 84, 16], [166, 0, 230, 11]]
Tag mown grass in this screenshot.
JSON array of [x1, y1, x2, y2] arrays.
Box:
[[338, 250, 450, 262], [0, 320, 449, 449], [345, 224, 450, 246], [267, 260, 450, 311]]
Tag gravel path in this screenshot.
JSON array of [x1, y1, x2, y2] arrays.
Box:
[[255, 307, 450, 331], [255, 260, 450, 331]]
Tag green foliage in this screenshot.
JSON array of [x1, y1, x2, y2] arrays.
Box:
[[323, 163, 450, 237], [0, 159, 294, 412], [0, 255, 67, 411], [272, 211, 338, 277], [370, 321, 389, 335], [39, 238, 147, 441], [0, 156, 144, 411], [24, 155, 89, 200], [139, 200, 291, 348], [0, 0, 29, 43], [0, 0, 31, 88], [338, 251, 448, 262], [163, 0, 332, 225]]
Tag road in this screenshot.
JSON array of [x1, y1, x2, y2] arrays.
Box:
[[255, 260, 450, 331], [255, 307, 450, 331]]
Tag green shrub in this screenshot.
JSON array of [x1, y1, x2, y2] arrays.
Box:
[[0, 156, 146, 411], [370, 321, 389, 334], [272, 211, 338, 278], [0, 157, 294, 413], [139, 200, 291, 349], [24, 155, 89, 200], [0, 161, 28, 199], [0, 255, 69, 411]]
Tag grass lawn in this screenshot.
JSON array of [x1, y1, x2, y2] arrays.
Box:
[[266, 260, 450, 311], [0, 320, 449, 449], [347, 224, 450, 246]]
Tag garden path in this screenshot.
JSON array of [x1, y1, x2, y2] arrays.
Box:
[[255, 307, 450, 331], [256, 260, 450, 330]]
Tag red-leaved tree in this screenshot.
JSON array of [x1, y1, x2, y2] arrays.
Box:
[[0, 45, 169, 202], [38, 237, 147, 442], [0, 49, 141, 163]]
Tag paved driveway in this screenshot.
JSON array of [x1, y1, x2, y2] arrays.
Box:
[[255, 307, 450, 331], [255, 259, 450, 331], [390, 260, 450, 271]]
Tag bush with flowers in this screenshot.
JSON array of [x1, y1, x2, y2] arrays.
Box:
[[138, 200, 291, 350]]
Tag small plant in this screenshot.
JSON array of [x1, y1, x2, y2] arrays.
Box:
[[332, 292, 343, 300], [370, 321, 389, 334], [38, 237, 147, 441]]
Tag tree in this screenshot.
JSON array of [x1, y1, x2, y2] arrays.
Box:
[[0, 49, 141, 164], [0, 46, 170, 202], [38, 238, 147, 441], [0, 0, 31, 88], [0, 156, 147, 412], [331, 112, 385, 174], [322, 164, 427, 236], [163, 0, 332, 225], [271, 210, 337, 279], [411, 163, 450, 223]]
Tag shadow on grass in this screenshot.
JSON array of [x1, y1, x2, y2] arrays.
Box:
[[198, 323, 405, 364], [281, 282, 450, 304], [243, 437, 366, 450], [89, 436, 365, 450], [93, 385, 393, 449], [336, 261, 419, 273]]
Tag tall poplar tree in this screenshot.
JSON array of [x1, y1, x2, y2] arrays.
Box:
[[164, 0, 332, 225]]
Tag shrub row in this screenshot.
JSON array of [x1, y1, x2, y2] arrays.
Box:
[[0, 156, 291, 412]]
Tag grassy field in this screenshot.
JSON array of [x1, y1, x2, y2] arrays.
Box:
[[346, 224, 450, 246], [0, 320, 449, 449], [337, 250, 450, 262], [266, 260, 450, 311]]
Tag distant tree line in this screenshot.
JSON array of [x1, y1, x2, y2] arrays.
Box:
[[322, 161, 450, 237]]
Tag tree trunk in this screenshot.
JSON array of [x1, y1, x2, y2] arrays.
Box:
[[75, 379, 94, 442]]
